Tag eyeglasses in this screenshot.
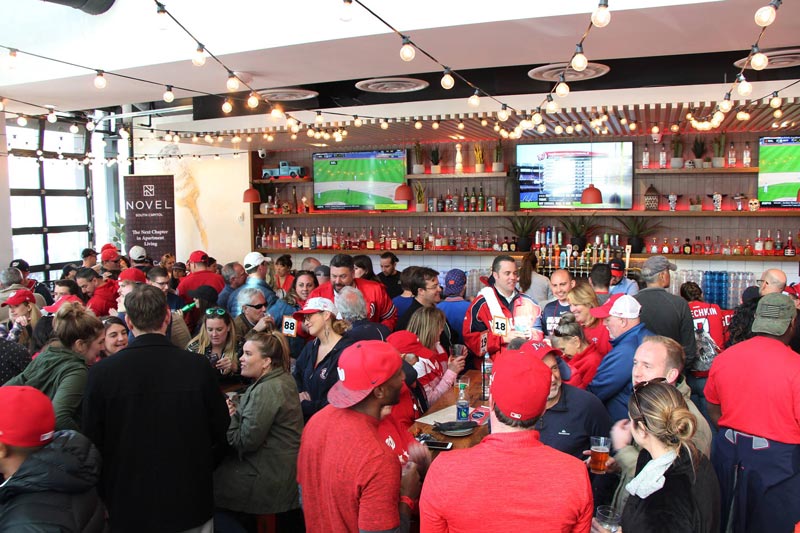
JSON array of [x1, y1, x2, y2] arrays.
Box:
[[631, 377, 667, 430], [205, 307, 227, 316], [244, 302, 267, 310], [151, 280, 170, 288], [424, 284, 442, 292], [756, 279, 766, 285]]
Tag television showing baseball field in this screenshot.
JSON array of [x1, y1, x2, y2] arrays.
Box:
[[758, 136, 800, 208], [313, 149, 407, 211]]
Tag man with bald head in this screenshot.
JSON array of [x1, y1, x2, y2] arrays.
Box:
[[537, 269, 575, 335], [758, 268, 787, 296]]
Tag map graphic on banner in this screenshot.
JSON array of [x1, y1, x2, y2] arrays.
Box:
[[123, 175, 176, 262]]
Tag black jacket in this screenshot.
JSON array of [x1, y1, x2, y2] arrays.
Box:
[[293, 336, 354, 421], [0, 431, 107, 532], [82, 333, 230, 533], [621, 448, 720, 533]]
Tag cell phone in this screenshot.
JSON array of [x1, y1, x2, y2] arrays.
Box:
[[209, 354, 220, 366], [424, 441, 454, 451]]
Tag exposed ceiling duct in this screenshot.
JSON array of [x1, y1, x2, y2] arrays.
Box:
[[41, 0, 115, 15]]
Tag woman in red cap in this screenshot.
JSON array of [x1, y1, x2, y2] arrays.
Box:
[[1, 289, 41, 351]]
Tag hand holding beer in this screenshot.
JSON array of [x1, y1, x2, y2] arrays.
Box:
[[589, 436, 611, 475]]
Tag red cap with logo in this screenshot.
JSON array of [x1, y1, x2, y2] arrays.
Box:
[[43, 295, 83, 313], [327, 341, 402, 408], [100, 248, 121, 262], [118, 268, 147, 284], [188, 250, 209, 264], [0, 386, 56, 447], [1, 289, 36, 307], [490, 348, 551, 421]]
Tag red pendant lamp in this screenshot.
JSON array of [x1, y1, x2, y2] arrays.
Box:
[[394, 183, 413, 201], [581, 183, 603, 204], [243, 185, 261, 203]]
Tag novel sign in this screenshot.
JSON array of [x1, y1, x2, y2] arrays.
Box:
[[124, 175, 176, 261]]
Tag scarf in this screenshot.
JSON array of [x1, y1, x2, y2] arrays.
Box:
[[625, 449, 677, 499]]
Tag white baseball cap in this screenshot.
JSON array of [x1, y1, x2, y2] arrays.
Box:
[[243, 251, 267, 271], [590, 294, 641, 319], [128, 245, 147, 262]]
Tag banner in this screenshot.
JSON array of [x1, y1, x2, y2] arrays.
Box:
[[124, 175, 175, 262]]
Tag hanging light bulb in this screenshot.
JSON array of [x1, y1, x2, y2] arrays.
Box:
[[340, 0, 353, 22], [493, 123, 501, 132], [247, 92, 260, 109], [457, 120, 465, 130], [773, 108, 783, 118], [314, 131, 322, 139], [267, 134, 275, 142], [380, 120, 389, 130], [769, 92, 782, 108], [119, 127, 129, 139], [545, 95, 559, 113], [414, 120, 422, 130], [232, 134, 241, 143], [575, 123, 583, 132], [172, 134, 181, 144], [532, 110, 543, 125], [571, 44, 588, 72], [16, 115, 27, 127], [323, 131, 331, 140], [750, 45, 769, 70], [754, 0, 780, 27], [192, 44, 206, 66], [307, 127, 315, 138], [719, 93, 733, 113], [554, 124, 564, 134], [69, 123, 79, 134], [651, 125, 660, 134], [468, 90, 481, 107], [591, 0, 611, 28], [315, 111, 324, 124], [536, 123, 547, 134], [205, 133, 213, 143], [736, 110, 749, 121], [192, 134, 199, 143], [163, 85, 175, 103], [670, 123, 680, 133], [270, 105, 284, 119], [47, 109, 57, 124], [3, 49, 17, 70], [499, 129, 509, 139], [217, 134, 224, 142], [496, 104, 510, 122], [432, 120, 440, 130], [555, 74, 570, 98], [353, 115, 362, 127], [164, 132, 173, 142], [222, 99, 233, 113], [440, 68, 455, 90], [399, 36, 415, 62], [629, 122, 637, 131], [93, 70, 107, 89], [736, 74, 752, 96], [226, 73, 240, 92], [86, 120, 95, 132], [480, 118, 488, 127], [565, 124, 574, 134]]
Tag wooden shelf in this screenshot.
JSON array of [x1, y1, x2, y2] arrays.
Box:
[[253, 177, 312, 184], [405, 172, 508, 180], [253, 209, 799, 219], [630, 253, 798, 262], [254, 211, 511, 219], [635, 167, 758, 174]]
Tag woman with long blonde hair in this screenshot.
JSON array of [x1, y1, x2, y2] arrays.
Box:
[[187, 307, 238, 376], [2, 289, 42, 351]]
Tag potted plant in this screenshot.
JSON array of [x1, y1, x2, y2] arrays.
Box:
[[503, 214, 542, 252], [614, 216, 665, 254], [430, 145, 441, 174], [689, 195, 703, 211], [558, 215, 603, 252], [492, 139, 504, 172], [473, 143, 485, 173], [412, 141, 425, 174], [692, 137, 706, 169], [711, 133, 726, 168], [413, 181, 426, 212], [670, 136, 684, 169]]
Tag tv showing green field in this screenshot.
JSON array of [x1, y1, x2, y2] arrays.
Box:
[[313, 149, 407, 211], [758, 136, 800, 208]]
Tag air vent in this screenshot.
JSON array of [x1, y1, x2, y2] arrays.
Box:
[[528, 62, 610, 82], [734, 48, 800, 70], [355, 77, 430, 93], [258, 88, 319, 101]]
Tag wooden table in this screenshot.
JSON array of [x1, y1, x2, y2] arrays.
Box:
[[412, 369, 489, 449]]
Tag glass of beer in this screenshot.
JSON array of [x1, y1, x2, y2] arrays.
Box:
[[589, 436, 611, 474]]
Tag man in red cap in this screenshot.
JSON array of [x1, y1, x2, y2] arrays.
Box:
[[0, 386, 106, 530], [98, 247, 122, 280], [420, 346, 593, 531], [297, 340, 420, 533], [76, 267, 118, 317], [176, 250, 225, 304]]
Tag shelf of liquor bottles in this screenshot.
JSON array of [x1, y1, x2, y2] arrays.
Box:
[[634, 167, 758, 175], [405, 172, 509, 180]]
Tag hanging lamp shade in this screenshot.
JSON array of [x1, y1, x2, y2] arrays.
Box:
[[243, 186, 261, 203], [394, 183, 413, 201], [581, 183, 603, 204]]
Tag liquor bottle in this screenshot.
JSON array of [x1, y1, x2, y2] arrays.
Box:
[[316, 227, 323, 249], [732, 239, 743, 255], [390, 228, 398, 250], [302, 229, 311, 249], [501, 236, 510, 252], [456, 230, 464, 251], [693, 236, 702, 255], [366, 227, 375, 250], [703, 236, 712, 255], [649, 238, 659, 254], [683, 238, 693, 255], [642, 144, 650, 169], [437, 194, 445, 213], [470, 187, 478, 212], [659, 144, 667, 169], [469, 232, 477, 250], [721, 239, 731, 255], [279, 223, 287, 248], [428, 222, 435, 250], [753, 229, 764, 256], [671, 238, 681, 255], [775, 229, 783, 254], [406, 227, 414, 250], [713, 236, 722, 255], [510, 236, 518, 252], [764, 229, 774, 255], [326, 226, 333, 249], [743, 239, 754, 256], [292, 186, 299, 214], [728, 142, 736, 167], [446, 188, 453, 212], [477, 184, 485, 212], [290, 228, 298, 249], [743, 143, 751, 167], [785, 232, 796, 256], [661, 239, 670, 254], [461, 187, 469, 212], [255, 226, 262, 248], [456, 383, 469, 421], [433, 227, 442, 250], [414, 230, 423, 252], [309, 228, 317, 250]]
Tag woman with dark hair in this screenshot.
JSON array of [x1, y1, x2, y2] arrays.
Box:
[[353, 255, 379, 282], [550, 312, 602, 389], [679, 282, 725, 349], [187, 307, 239, 377], [184, 285, 218, 335], [273, 254, 295, 297], [214, 331, 304, 532], [268, 270, 318, 366], [102, 316, 129, 357], [518, 250, 553, 305], [60, 264, 79, 280]]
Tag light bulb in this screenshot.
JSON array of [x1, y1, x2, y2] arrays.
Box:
[[341, 129, 348, 137], [47, 110, 57, 124], [399, 37, 415, 62], [773, 108, 783, 118], [226, 74, 240, 92], [555, 81, 570, 98], [217, 135, 224, 142], [172, 134, 180, 144], [315, 111, 324, 124], [432, 120, 440, 130], [629, 122, 637, 131], [69, 124, 79, 134], [458, 120, 465, 130], [414, 120, 422, 130], [3, 49, 17, 70], [119, 128, 129, 139], [380, 120, 388, 130], [16, 115, 27, 127], [222, 99, 233, 113], [323, 132, 331, 140], [686, 112, 694, 120], [164, 132, 173, 142], [205, 133, 213, 143], [440, 69, 455, 90], [497, 105, 509, 122], [750, 51, 769, 71], [291, 124, 300, 134], [770, 93, 782, 108], [480, 118, 488, 127], [571, 51, 588, 72], [619, 116, 628, 125], [214, 154, 220, 160], [500, 129, 509, 139], [232, 134, 242, 143], [670, 123, 680, 133], [536, 124, 547, 133], [719, 97, 733, 113], [575, 123, 583, 132], [247, 93, 260, 109], [163, 85, 175, 103], [468, 90, 480, 107], [532, 112, 543, 125], [267, 134, 274, 142], [270, 106, 284, 119], [86, 121, 95, 132], [192, 134, 199, 143], [566, 125, 574, 134], [307, 128, 315, 137], [737, 79, 752, 97], [314, 131, 322, 139], [192, 45, 206, 66], [94, 70, 107, 89], [591, 1, 611, 28], [651, 125, 659, 134], [340, 0, 353, 22], [353, 116, 362, 127], [754, 3, 777, 26], [554, 124, 564, 134], [736, 110, 748, 121], [545, 98, 559, 114], [493, 123, 501, 132], [712, 111, 725, 123]]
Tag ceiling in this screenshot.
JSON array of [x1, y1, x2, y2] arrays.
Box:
[[2, 0, 800, 152]]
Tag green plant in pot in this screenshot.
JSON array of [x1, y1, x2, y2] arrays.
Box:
[[558, 215, 603, 252], [692, 137, 706, 167], [412, 181, 426, 210], [503, 214, 542, 252], [492, 139, 504, 171], [711, 132, 726, 168], [671, 136, 684, 169], [614, 216, 665, 253], [430, 145, 441, 174], [412, 141, 425, 173]]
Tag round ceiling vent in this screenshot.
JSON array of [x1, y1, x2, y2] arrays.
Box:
[[528, 62, 610, 82], [355, 77, 430, 93], [734, 48, 800, 70], [257, 88, 319, 101]]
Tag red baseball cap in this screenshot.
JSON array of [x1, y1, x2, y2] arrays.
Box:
[[43, 295, 83, 313], [101, 248, 121, 262], [100, 243, 118, 252], [0, 386, 55, 447], [1, 289, 36, 307], [188, 250, 209, 263], [517, 341, 571, 380], [589, 294, 641, 319], [328, 341, 403, 408], [386, 330, 436, 361], [118, 268, 147, 284], [490, 348, 551, 421]]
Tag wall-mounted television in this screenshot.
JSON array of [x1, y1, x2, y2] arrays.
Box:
[[516, 141, 634, 209], [758, 136, 800, 208], [312, 149, 407, 211]]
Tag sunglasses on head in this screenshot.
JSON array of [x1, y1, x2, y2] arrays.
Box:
[[205, 307, 227, 316], [245, 302, 266, 310], [631, 377, 668, 430]]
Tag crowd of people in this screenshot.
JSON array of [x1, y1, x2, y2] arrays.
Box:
[[0, 243, 798, 533]]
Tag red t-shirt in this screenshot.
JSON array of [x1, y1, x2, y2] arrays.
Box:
[[688, 300, 725, 349], [297, 405, 401, 532], [420, 430, 592, 532], [276, 274, 294, 294], [583, 321, 612, 357], [705, 336, 800, 444], [176, 270, 225, 303], [87, 279, 119, 317], [563, 342, 603, 389]]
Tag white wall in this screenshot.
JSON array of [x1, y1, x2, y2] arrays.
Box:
[[0, 115, 12, 266]]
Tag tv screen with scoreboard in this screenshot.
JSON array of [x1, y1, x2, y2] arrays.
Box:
[[312, 149, 407, 211], [516, 141, 633, 209], [758, 136, 800, 208]]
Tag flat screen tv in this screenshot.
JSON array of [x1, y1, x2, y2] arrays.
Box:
[[757, 136, 800, 208], [312, 149, 407, 211], [516, 141, 634, 209]]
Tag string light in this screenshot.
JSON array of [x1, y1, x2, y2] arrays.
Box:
[[574, 123, 583, 132], [457, 120, 465, 130], [205, 133, 213, 143], [16, 115, 27, 127], [480, 118, 488, 127], [222, 99, 233, 113], [545, 95, 559, 113], [670, 123, 680, 133], [192, 134, 199, 142], [532, 111, 543, 125], [192, 45, 206, 67], [554, 124, 564, 134], [440, 68, 455, 90], [93, 70, 107, 89], [399, 36, 415, 62], [719, 93, 733, 113], [773, 108, 783, 118], [651, 125, 660, 134], [497, 105, 509, 122], [591, 0, 611, 27], [380, 119, 389, 130], [86, 120, 95, 132], [750, 45, 769, 70], [555, 74, 570, 98], [164, 132, 173, 142], [226, 72, 240, 92], [468, 90, 481, 107], [163, 85, 175, 103], [247, 92, 260, 109], [315, 111, 324, 124], [414, 120, 422, 129], [353, 116, 363, 127], [536, 123, 547, 134], [46, 109, 57, 124], [769, 92, 782, 108], [69, 124, 79, 134], [270, 105, 285, 119], [565, 124, 574, 134], [736, 74, 753, 96], [340, 0, 353, 22], [432, 120, 440, 130], [571, 44, 588, 72], [754, 0, 780, 27], [3, 49, 17, 69], [493, 123, 501, 132], [307, 127, 316, 138], [629, 122, 637, 131]]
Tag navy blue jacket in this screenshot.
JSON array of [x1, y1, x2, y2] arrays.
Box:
[[538, 384, 612, 459], [292, 336, 354, 421]]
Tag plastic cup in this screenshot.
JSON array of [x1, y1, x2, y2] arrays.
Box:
[[596, 505, 621, 531], [450, 344, 467, 358], [589, 436, 611, 474]]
